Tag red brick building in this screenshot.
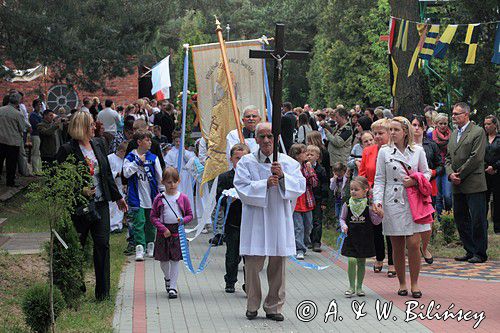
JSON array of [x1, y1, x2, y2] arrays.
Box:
[[0, 67, 141, 110]]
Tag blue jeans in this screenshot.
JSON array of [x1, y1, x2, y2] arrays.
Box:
[[453, 192, 488, 260], [436, 174, 453, 215], [293, 211, 313, 254]]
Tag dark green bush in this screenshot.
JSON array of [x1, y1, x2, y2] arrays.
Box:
[[21, 283, 66, 333], [440, 210, 457, 244]]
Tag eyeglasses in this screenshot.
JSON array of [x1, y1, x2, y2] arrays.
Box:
[[258, 134, 273, 139], [451, 112, 465, 117]]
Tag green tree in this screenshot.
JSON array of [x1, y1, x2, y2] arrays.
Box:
[[0, 0, 170, 93], [308, 0, 391, 109]]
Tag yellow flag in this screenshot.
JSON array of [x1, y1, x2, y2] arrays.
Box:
[[408, 24, 428, 77], [201, 63, 237, 186], [391, 56, 398, 96], [465, 24, 481, 64]]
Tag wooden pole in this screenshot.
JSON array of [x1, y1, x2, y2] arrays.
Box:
[[215, 17, 244, 143]]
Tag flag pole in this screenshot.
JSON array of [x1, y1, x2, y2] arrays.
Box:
[[215, 17, 244, 143]]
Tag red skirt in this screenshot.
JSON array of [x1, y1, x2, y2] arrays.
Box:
[[153, 223, 182, 261]]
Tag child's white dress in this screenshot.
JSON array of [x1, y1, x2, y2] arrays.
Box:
[[164, 147, 195, 207], [107, 153, 124, 232]]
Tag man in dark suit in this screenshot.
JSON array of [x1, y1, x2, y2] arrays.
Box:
[[445, 102, 488, 263], [154, 101, 175, 143], [280, 102, 296, 154]]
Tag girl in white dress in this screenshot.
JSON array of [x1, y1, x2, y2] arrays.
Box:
[[373, 117, 431, 299], [164, 132, 195, 207]]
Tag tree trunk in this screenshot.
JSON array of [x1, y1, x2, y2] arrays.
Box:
[[390, 0, 425, 118]]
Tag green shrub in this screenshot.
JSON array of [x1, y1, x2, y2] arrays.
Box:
[[22, 283, 66, 333], [25, 156, 91, 308], [440, 210, 457, 244]]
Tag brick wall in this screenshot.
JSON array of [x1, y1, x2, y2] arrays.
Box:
[[0, 68, 139, 109]]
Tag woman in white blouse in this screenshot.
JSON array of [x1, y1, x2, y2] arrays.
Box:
[[373, 117, 431, 299]]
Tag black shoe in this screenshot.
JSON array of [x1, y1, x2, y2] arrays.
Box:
[[420, 247, 433, 264], [225, 284, 235, 293], [397, 289, 408, 296], [209, 234, 223, 246], [312, 243, 322, 252], [266, 313, 284, 321], [468, 256, 486, 264], [246, 310, 257, 320], [411, 290, 422, 298], [454, 254, 473, 262]]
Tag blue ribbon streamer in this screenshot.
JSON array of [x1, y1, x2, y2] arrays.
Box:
[[262, 44, 273, 122], [289, 232, 346, 270], [177, 48, 189, 173], [178, 195, 232, 274], [179, 192, 346, 273]]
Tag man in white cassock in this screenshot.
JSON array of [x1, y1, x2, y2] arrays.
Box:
[[234, 122, 306, 321], [226, 105, 261, 169]]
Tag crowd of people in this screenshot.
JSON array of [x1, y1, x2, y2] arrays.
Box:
[[0, 89, 499, 320]]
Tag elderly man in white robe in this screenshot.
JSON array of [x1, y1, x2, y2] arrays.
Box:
[[234, 122, 306, 322], [226, 105, 261, 168]]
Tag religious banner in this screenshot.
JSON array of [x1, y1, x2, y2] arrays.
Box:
[[191, 39, 267, 140]]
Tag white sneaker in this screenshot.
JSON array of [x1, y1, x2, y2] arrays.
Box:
[[135, 245, 145, 261], [146, 242, 155, 257], [296, 252, 305, 260]]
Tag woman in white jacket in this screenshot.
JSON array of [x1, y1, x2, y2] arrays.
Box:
[[372, 117, 430, 299]]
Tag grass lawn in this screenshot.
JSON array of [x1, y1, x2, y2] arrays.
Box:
[[0, 189, 129, 332], [322, 223, 499, 261]]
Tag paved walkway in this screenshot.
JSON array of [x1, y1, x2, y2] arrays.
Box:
[[0, 232, 49, 254], [113, 234, 499, 332]]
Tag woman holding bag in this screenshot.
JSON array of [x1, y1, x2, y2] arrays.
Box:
[[373, 117, 431, 299]]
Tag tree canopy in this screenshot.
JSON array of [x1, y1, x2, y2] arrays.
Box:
[[1, 0, 498, 116]]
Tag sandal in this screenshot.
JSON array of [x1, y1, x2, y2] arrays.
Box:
[[387, 271, 397, 278], [373, 264, 383, 273], [411, 290, 422, 298], [397, 289, 408, 296]]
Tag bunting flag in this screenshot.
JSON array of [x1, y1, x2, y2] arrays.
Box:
[[434, 24, 458, 59], [491, 24, 500, 64], [388, 17, 397, 54], [419, 24, 440, 60], [390, 55, 398, 96], [395, 19, 409, 51], [465, 24, 481, 64], [408, 24, 428, 77]]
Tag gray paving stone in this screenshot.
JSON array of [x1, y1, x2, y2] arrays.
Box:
[[114, 233, 430, 332]]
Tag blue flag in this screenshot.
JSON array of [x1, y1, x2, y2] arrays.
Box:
[[177, 48, 189, 172]]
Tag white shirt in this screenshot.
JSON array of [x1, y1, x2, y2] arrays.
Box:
[[162, 192, 182, 224], [122, 150, 164, 209], [234, 152, 306, 256], [80, 106, 90, 113], [97, 107, 121, 135], [225, 129, 258, 169], [457, 121, 470, 143]]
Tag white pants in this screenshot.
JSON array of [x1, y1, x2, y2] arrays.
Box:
[[31, 136, 42, 174]]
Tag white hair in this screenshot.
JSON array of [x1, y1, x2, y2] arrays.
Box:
[[242, 105, 260, 118], [255, 122, 271, 135]]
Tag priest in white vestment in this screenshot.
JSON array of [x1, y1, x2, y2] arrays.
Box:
[[226, 105, 261, 169], [234, 122, 305, 321]]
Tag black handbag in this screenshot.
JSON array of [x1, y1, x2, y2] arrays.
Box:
[[73, 199, 101, 233]]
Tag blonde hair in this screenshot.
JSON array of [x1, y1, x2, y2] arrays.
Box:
[[306, 144, 320, 156], [371, 118, 391, 131], [425, 110, 438, 124], [68, 111, 93, 141], [390, 116, 415, 148], [434, 113, 448, 124]]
